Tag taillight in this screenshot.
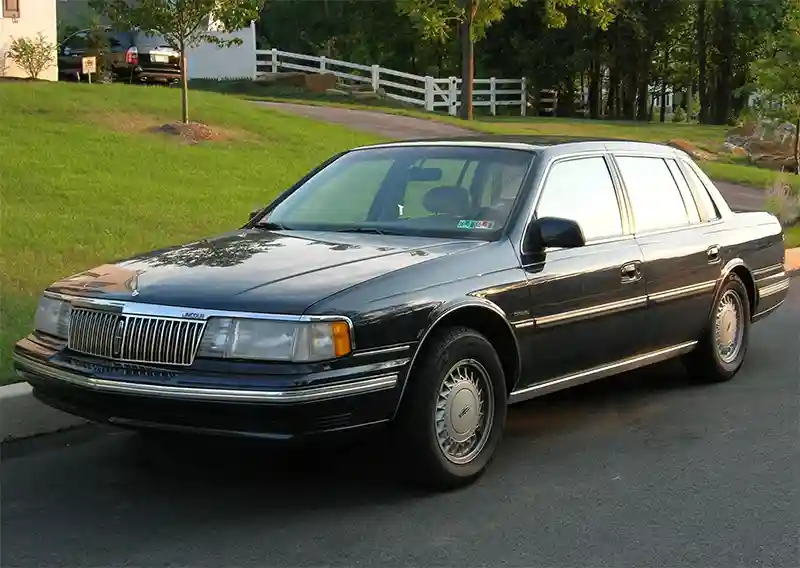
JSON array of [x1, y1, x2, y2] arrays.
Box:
[[125, 46, 138, 65]]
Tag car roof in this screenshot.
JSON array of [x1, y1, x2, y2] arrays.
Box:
[[356, 135, 684, 158]]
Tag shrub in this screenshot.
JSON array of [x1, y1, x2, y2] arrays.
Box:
[[672, 107, 687, 123], [7, 33, 56, 79], [764, 172, 800, 226]]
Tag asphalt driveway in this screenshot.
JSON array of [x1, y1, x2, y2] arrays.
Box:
[[256, 101, 768, 212], [3, 285, 797, 568]]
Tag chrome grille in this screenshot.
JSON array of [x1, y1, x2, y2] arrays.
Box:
[[68, 308, 206, 366]]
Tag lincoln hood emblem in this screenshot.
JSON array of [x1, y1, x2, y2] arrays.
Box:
[[127, 269, 146, 297]]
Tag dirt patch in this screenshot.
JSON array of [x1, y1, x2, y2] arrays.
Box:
[[92, 111, 241, 143], [151, 121, 226, 144], [666, 139, 718, 161]]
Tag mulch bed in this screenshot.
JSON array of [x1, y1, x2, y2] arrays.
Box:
[[152, 121, 222, 144]]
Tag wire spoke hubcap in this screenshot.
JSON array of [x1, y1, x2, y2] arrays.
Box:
[[434, 359, 494, 465], [715, 290, 744, 363]]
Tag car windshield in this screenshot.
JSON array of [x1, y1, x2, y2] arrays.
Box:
[[258, 145, 535, 239]]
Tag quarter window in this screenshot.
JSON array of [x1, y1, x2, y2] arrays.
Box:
[[536, 156, 624, 241], [616, 156, 689, 233], [679, 161, 721, 221], [665, 159, 701, 223]]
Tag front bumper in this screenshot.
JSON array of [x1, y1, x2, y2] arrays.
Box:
[[13, 341, 408, 439]]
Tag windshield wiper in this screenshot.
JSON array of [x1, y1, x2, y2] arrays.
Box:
[[335, 227, 389, 235], [255, 221, 293, 231]]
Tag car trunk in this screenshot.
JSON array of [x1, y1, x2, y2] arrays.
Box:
[[134, 32, 181, 76]]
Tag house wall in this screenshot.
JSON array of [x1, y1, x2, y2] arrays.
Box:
[[1, 0, 59, 80], [186, 21, 256, 80]]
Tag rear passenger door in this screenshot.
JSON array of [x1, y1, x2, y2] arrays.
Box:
[[59, 30, 90, 77], [515, 154, 649, 388], [611, 154, 722, 351]]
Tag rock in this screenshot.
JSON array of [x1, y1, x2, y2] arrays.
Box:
[[667, 139, 717, 161]]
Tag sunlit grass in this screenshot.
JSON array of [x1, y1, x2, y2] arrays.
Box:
[[0, 81, 383, 383]]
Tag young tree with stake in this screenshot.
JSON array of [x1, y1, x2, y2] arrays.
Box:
[[90, 0, 267, 124]]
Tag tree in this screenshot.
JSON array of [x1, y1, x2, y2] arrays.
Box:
[[750, 3, 800, 174], [397, 0, 614, 120], [90, 0, 267, 123], [7, 33, 57, 79]]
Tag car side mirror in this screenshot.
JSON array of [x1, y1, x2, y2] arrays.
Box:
[[249, 207, 263, 221], [524, 216, 586, 251]]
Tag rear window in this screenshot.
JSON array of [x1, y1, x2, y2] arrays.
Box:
[[134, 31, 172, 50]]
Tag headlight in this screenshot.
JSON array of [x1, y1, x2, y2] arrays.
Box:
[[34, 296, 72, 339], [197, 317, 352, 362]]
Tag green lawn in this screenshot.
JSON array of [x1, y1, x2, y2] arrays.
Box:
[[786, 225, 800, 248], [0, 81, 383, 384], [192, 81, 800, 193]]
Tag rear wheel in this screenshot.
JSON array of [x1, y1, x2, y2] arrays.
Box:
[[394, 326, 507, 491], [683, 273, 751, 383]]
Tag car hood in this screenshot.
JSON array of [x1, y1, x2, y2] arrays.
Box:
[[47, 229, 485, 314]]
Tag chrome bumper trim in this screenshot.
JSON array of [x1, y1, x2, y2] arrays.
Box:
[[13, 354, 398, 404], [759, 278, 790, 298]]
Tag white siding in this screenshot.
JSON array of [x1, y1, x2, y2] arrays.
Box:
[[186, 21, 256, 80], [1, 0, 58, 81]]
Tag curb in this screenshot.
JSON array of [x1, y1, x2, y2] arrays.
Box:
[[0, 381, 87, 442], [2, 247, 799, 443]]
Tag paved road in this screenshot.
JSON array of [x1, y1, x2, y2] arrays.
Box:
[[3, 286, 797, 568], [257, 102, 767, 212]]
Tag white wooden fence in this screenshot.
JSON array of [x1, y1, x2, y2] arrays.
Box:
[[255, 49, 528, 117]]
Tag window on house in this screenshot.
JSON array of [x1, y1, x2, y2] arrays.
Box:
[[3, 0, 21, 19]]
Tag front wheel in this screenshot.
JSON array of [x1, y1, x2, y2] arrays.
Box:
[[683, 273, 751, 383], [394, 326, 508, 491]]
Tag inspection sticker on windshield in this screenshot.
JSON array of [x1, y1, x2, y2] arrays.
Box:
[[457, 220, 495, 230]]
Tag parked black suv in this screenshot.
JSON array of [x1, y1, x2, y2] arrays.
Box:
[[58, 27, 181, 84]]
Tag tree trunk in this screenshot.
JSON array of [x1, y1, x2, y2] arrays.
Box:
[[589, 44, 601, 119], [712, 0, 734, 125], [459, 0, 475, 121], [608, 66, 619, 118], [795, 118, 800, 176], [660, 47, 670, 123], [180, 39, 189, 124], [697, 0, 708, 124]]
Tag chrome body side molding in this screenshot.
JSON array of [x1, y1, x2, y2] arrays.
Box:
[[509, 341, 698, 404]]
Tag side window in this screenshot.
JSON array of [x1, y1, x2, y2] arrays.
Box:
[[64, 31, 90, 51], [106, 32, 127, 52], [679, 161, 721, 221], [665, 159, 701, 223], [536, 156, 624, 241], [616, 156, 689, 233]]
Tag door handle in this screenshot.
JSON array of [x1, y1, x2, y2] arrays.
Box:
[[621, 262, 642, 283], [707, 245, 721, 264]]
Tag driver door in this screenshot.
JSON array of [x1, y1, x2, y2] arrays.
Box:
[[514, 154, 650, 391]]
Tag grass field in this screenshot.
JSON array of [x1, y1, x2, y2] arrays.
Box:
[[191, 81, 800, 193], [0, 81, 383, 383], [786, 225, 800, 248]]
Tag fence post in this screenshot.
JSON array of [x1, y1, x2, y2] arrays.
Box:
[[520, 76, 527, 117], [424, 76, 435, 111], [270, 48, 278, 73], [490, 77, 497, 116], [448, 77, 458, 116], [371, 65, 380, 92], [319, 55, 326, 72]]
